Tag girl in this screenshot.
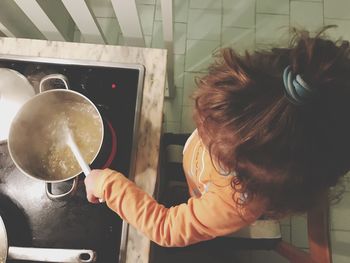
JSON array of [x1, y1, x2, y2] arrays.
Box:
[[84, 28, 350, 247]]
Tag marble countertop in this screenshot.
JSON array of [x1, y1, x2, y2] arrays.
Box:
[[0, 37, 167, 263]]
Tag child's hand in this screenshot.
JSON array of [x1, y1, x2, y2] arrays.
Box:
[[84, 169, 105, 204]]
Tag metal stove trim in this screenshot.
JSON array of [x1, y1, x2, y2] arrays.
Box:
[[0, 54, 145, 72]]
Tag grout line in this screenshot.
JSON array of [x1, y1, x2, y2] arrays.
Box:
[[180, 0, 191, 133], [331, 229, 350, 232], [151, 1, 156, 39], [149, 1, 158, 48], [256, 11, 290, 16], [324, 17, 350, 21], [185, 37, 221, 41], [322, 0, 325, 27], [256, 13, 290, 17], [187, 7, 222, 10], [220, 0, 223, 47], [174, 21, 188, 25], [254, 0, 257, 50], [289, 0, 292, 41], [222, 25, 255, 30]]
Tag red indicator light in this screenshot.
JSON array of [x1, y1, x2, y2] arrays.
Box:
[[111, 83, 117, 89]]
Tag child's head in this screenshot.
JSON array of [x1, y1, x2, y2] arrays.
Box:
[[193, 27, 350, 218]]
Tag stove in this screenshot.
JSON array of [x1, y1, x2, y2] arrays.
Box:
[[0, 55, 144, 263]]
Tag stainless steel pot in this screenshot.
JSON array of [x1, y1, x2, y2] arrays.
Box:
[[0, 215, 96, 262], [7, 74, 104, 200]]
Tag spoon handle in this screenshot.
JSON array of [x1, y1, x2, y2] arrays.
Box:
[[67, 133, 104, 203], [68, 136, 91, 176]]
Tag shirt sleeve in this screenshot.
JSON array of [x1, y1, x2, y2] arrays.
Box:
[[95, 169, 256, 247]]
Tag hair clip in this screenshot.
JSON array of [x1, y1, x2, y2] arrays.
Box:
[[282, 66, 313, 105]]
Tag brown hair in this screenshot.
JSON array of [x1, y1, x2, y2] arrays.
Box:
[[193, 27, 350, 218]]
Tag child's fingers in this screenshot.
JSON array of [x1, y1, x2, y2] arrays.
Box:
[[86, 192, 100, 204]]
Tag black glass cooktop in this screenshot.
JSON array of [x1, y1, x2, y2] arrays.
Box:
[[0, 55, 144, 263]]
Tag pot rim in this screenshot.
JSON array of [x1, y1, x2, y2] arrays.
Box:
[[7, 89, 104, 183]]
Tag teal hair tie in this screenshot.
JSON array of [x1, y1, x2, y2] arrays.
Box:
[[283, 66, 313, 105]]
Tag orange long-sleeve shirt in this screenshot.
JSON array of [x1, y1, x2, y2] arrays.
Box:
[[93, 130, 264, 247]]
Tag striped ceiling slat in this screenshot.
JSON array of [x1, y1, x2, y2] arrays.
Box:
[[110, 0, 145, 47], [61, 0, 106, 44], [14, 0, 65, 41]]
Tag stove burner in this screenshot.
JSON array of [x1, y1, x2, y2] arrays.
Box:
[[91, 119, 117, 170], [102, 120, 117, 169]]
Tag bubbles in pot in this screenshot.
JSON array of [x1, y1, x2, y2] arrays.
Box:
[[39, 101, 102, 180]]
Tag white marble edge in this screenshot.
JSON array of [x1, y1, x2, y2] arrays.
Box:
[[0, 37, 167, 263]]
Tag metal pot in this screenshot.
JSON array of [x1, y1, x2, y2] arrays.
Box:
[[0, 68, 35, 144], [7, 74, 104, 200], [0, 215, 96, 262]]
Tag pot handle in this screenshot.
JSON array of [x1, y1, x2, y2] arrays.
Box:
[[45, 177, 78, 201], [39, 74, 69, 93], [8, 246, 96, 263]]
